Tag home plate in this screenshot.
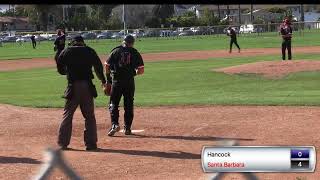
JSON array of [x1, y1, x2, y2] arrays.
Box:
[[120, 129, 145, 133]]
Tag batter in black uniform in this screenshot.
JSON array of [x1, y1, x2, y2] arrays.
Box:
[[54, 29, 66, 64], [280, 18, 293, 60], [227, 26, 240, 53], [30, 34, 36, 49], [104, 35, 144, 136]]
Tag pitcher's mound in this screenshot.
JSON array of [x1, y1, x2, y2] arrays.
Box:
[[215, 60, 320, 78]]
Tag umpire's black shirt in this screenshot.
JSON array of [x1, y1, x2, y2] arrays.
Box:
[[57, 45, 106, 84], [106, 45, 144, 83]]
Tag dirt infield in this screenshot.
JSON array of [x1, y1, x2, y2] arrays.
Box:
[[1, 47, 320, 179], [215, 60, 320, 78], [1, 46, 320, 72], [1, 104, 319, 179]]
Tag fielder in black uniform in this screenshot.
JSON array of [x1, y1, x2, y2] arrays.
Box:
[[54, 29, 66, 64], [280, 18, 293, 60], [30, 34, 36, 49], [227, 26, 240, 53], [104, 35, 144, 136]]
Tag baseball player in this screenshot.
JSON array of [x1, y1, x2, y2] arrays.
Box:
[[227, 26, 240, 53], [54, 29, 66, 64], [104, 35, 144, 136], [56, 36, 107, 151], [30, 34, 36, 49], [280, 18, 293, 60]]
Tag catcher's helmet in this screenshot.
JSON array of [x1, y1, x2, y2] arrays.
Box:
[[124, 35, 135, 44]]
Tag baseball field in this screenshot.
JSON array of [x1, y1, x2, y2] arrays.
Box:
[[1, 31, 320, 179]]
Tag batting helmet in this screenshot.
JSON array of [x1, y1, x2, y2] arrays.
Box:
[[124, 35, 135, 44]]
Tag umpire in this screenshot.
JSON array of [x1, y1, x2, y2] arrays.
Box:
[[54, 29, 66, 64], [104, 35, 144, 136], [280, 18, 293, 60], [56, 36, 107, 151], [227, 26, 240, 53]]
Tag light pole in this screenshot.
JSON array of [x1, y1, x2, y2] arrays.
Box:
[[123, 4, 126, 36]]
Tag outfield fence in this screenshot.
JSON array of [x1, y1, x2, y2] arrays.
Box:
[[1, 21, 320, 44]]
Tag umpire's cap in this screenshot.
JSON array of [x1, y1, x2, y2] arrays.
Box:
[[124, 35, 135, 44], [73, 35, 84, 42], [69, 35, 85, 46]]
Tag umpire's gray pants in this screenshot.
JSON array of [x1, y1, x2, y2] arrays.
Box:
[[58, 80, 97, 147]]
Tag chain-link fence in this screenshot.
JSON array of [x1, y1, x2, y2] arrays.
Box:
[[1, 21, 320, 44]]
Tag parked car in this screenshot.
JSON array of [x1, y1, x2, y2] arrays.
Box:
[[239, 24, 256, 34], [177, 27, 189, 32], [111, 32, 123, 39], [178, 30, 194, 36], [35, 35, 47, 41], [131, 29, 145, 38], [144, 29, 160, 37], [160, 30, 172, 37], [16, 37, 31, 43], [81, 32, 97, 40], [191, 26, 214, 35], [223, 26, 239, 34], [2, 36, 17, 42], [66, 33, 82, 40], [97, 31, 113, 39], [48, 35, 58, 41], [119, 29, 133, 35]]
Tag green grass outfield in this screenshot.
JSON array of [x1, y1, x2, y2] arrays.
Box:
[[0, 30, 320, 60], [1, 53, 320, 107]]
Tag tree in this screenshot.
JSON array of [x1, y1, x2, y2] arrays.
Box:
[[34, 5, 55, 31], [267, 7, 287, 14], [19, 5, 58, 31], [199, 8, 219, 26], [90, 4, 116, 21], [14, 5, 29, 16], [152, 4, 175, 25], [106, 15, 122, 30], [145, 16, 161, 28]]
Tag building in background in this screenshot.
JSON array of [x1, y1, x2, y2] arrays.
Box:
[[0, 16, 35, 31]]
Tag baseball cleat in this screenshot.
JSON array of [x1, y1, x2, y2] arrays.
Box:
[[124, 128, 132, 135], [108, 124, 120, 136], [86, 145, 98, 151], [59, 145, 70, 151]]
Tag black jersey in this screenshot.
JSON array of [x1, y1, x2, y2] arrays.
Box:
[[280, 24, 293, 40], [106, 45, 144, 82], [54, 34, 66, 51]]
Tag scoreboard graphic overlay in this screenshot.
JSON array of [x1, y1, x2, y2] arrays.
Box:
[[201, 146, 316, 172]]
